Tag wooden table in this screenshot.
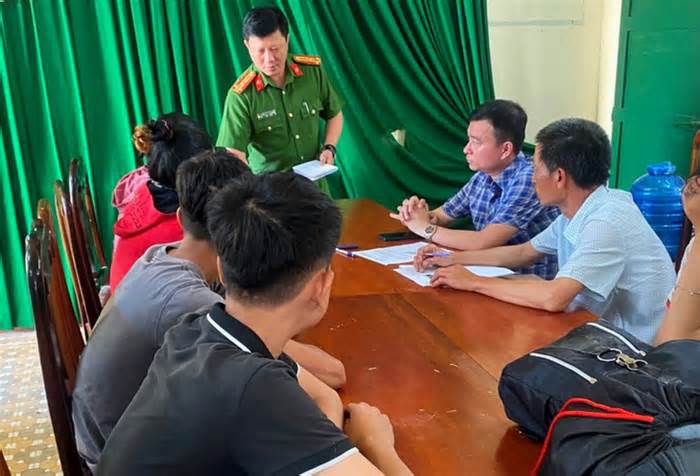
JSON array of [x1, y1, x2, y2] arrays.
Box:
[[303, 199, 592, 475]]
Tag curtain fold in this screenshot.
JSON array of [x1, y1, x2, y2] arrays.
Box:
[[0, 0, 492, 329]]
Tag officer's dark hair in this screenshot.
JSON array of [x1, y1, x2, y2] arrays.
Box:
[[207, 172, 342, 306], [535, 118, 611, 189], [176, 148, 251, 241], [132, 112, 213, 189], [242, 7, 289, 40], [468, 99, 528, 153]]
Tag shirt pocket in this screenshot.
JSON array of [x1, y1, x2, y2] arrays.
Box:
[[253, 115, 285, 137], [299, 98, 323, 120]]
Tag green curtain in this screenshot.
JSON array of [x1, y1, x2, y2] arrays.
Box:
[[0, 0, 493, 329]]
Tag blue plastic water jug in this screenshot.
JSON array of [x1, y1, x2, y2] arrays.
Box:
[[631, 162, 685, 260]]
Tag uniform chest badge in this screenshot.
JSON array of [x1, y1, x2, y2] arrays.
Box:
[[257, 109, 278, 120]]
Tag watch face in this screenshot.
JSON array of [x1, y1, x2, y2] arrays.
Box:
[[425, 225, 435, 234]]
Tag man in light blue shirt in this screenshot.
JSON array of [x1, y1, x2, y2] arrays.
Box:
[[414, 118, 676, 344]]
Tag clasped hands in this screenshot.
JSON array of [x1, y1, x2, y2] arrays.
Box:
[[389, 196, 433, 237], [388, 196, 480, 290]]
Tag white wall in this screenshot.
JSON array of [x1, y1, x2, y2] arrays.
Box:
[[487, 0, 621, 141]]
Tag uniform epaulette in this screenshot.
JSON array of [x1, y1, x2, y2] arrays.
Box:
[[231, 70, 256, 94], [292, 54, 321, 66]]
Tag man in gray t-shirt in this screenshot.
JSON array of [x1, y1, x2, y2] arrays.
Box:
[[72, 150, 346, 471], [72, 242, 218, 470]]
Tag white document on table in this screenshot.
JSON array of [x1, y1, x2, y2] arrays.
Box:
[[394, 264, 515, 287], [353, 241, 430, 266], [292, 160, 338, 181]]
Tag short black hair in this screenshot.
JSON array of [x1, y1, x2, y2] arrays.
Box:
[[242, 7, 289, 40], [207, 172, 342, 306], [535, 118, 611, 189], [176, 148, 251, 241], [468, 99, 528, 153]]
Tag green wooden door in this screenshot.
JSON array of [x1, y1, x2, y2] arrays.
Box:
[[611, 0, 700, 189]]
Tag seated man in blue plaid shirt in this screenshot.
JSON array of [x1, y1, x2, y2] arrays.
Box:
[[391, 99, 559, 279]]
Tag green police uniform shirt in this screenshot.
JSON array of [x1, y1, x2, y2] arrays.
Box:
[[216, 54, 343, 174]]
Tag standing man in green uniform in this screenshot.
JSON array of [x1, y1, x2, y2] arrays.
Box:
[[217, 7, 344, 177]]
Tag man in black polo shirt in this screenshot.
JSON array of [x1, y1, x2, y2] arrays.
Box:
[[97, 172, 411, 475], [74, 149, 346, 471]]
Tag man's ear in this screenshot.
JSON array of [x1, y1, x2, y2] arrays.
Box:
[[175, 207, 183, 228], [216, 256, 225, 286], [555, 168, 567, 190], [308, 266, 334, 304], [321, 266, 334, 293], [500, 141, 514, 160]]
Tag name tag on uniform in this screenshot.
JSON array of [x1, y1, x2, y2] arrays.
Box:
[[257, 109, 277, 120]]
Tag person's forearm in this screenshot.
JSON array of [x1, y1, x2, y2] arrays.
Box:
[[362, 444, 413, 476], [451, 244, 539, 269], [323, 112, 343, 146], [430, 207, 453, 227], [656, 244, 700, 344], [315, 387, 344, 429], [470, 276, 573, 312], [430, 228, 483, 250], [284, 340, 346, 388]]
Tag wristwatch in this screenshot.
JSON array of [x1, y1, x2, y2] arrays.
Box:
[[321, 143, 337, 158], [424, 224, 438, 241]]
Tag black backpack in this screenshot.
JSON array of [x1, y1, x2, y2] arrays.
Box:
[[499, 321, 700, 475]]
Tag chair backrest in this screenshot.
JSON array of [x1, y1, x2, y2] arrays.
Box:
[[54, 179, 101, 335], [68, 159, 107, 275], [677, 130, 700, 270], [37, 198, 87, 361], [25, 217, 86, 476], [0, 449, 10, 476]]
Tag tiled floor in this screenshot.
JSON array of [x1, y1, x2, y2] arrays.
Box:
[[0, 331, 61, 475]]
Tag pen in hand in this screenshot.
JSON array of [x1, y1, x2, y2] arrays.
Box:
[[425, 251, 451, 258]]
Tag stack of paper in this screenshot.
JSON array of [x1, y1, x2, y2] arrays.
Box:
[[353, 242, 429, 266], [292, 160, 338, 181], [394, 264, 515, 287]]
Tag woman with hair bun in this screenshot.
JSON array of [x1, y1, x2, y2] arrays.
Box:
[[109, 112, 213, 291]]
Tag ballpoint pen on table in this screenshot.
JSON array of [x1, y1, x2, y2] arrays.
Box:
[[335, 248, 355, 257]]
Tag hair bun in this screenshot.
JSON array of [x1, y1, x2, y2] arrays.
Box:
[[149, 118, 174, 143], [132, 124, 153, 155]]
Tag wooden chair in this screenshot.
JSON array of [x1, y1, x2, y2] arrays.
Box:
[[68, 159, 107, 278], [25, 217, 87, 475], [37, 198, 87, 352], [54, 179, 101, 336], [677, 130, 700, 270], [0, 449, 10, 476]]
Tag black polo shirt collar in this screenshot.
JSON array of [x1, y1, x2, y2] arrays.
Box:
[[206, 302, 274, 359]]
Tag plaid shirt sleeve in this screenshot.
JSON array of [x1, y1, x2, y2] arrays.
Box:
[[489, 170, 546, 230], [442, 177, 475, 219]]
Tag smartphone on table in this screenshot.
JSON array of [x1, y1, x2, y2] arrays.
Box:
[[378, 231, 417, 241]]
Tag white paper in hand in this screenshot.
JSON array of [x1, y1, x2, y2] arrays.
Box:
[[292, 160, 338, 181]]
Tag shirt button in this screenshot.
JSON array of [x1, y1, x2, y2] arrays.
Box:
[[311, 109, 316, 115], [295, 134, 300, 139], [267, 126, 272, 131], [288, 112, 293, 118], [300, 156, 304, 160], [282, 91, 286, 95]]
